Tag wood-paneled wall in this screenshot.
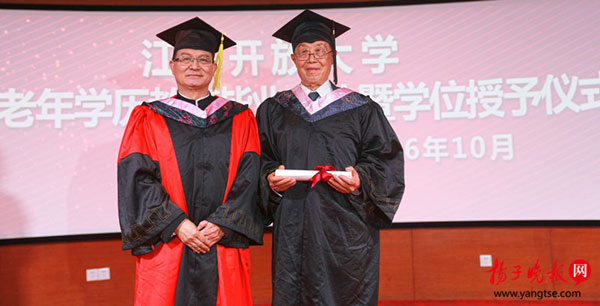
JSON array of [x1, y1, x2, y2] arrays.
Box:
[[1, 226, 598, 305]]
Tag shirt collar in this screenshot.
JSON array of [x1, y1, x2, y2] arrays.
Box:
[[177, 91, 210, 106], [300, 81, 333, 99]]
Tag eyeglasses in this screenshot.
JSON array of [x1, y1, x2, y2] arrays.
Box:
[[294, 49, 332, 60], [173, 56, 213, 66]]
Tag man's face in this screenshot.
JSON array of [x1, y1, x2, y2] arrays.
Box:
[[169, 48, 216, 91], [291, 41, 333, 90]]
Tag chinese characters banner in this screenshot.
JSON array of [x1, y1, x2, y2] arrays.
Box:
[[1, 0, 599, 238]]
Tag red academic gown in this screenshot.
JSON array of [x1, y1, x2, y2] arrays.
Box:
[[118, 95, 263, 306]]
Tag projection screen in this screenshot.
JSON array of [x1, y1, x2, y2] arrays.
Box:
[[1, 0, 599, 239]]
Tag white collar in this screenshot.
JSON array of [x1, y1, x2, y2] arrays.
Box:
[[300, 81, 333, 99]]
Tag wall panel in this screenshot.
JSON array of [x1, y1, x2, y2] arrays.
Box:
[[1, 227, 598, 305], [412, 227, 555, 300], [550, 227, 600, 301]]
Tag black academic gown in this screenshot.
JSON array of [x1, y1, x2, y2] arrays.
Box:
[[257, 86, 405, 306], [118, 94, 263, 306]]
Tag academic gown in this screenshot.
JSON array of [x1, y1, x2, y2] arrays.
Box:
[[257, 85, 405, 306], [118, 94, 263, 306]]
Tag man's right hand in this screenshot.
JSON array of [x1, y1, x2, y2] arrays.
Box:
[[268, 165, 296, 192], [174, 219, 210, 254]]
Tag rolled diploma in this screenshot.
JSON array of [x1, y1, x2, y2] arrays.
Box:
[[274, 169, 352, 181]]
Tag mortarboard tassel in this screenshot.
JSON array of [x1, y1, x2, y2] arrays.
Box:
[[332, 24, 338, 85], [212, 34, 225, 92]]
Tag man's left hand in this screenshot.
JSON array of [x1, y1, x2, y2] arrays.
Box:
[[327, 166, 360, 194], [198, 221, 225, 248]]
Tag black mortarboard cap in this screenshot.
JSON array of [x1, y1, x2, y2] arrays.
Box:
[[156, 17, 236, 58], [273, 10, 350, 84]]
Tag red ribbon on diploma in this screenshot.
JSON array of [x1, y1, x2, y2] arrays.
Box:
[[311, 165, 336, 188]]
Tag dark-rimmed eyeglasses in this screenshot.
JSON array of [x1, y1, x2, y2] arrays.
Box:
[[173, 56, 213, 66], [294, 49, 332, 60]]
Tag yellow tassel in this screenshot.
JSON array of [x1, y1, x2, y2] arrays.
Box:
[[212, 34, 225, 92], [332, 20, 336, 36]]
